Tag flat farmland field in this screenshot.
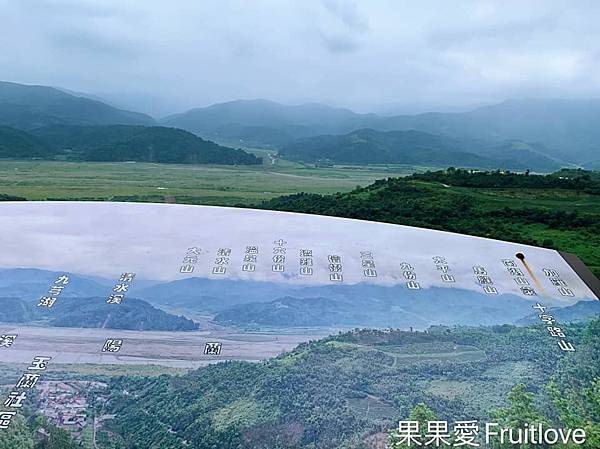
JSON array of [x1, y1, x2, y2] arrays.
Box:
[[0, 160, 424, 205]]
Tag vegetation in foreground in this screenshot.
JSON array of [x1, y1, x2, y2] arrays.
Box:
[[3, 318, 594, 449]]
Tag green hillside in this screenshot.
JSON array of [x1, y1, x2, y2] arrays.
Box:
[[0, 81, 154, 129], [0, 124, 262, 165], [97, 319, 600, 449], [261, 169, 600, 277], [280, 128, 560, 171], [0, 296, 198, 331], [212, 288, 551, 329], [346, 98, 600, 166], [2, 84, 597, 167], [0, 126, 49, 158]]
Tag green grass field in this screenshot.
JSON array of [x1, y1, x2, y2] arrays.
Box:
[[0, 160, 427, 205]]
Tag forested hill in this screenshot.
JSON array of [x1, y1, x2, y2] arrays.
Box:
[[376, 98, 600, 165], [279, 128, 560, 171], [0, 296, 198, 331], [0, 125, 49, 159], [0, 124, 262, 165], [261, 169, 600, 277], [162, 99, 364, 147], [0, 81, 154, 129], [280, 128, 470, 164], [100, 319, 600, 449]]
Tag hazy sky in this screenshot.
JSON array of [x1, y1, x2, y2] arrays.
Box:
[[1, 0, 599, 116]]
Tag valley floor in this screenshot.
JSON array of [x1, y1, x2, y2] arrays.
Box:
[[0, 323, 332, 370], [0, 160, 422, 205]]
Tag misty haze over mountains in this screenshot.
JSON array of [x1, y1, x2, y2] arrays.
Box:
[[0, 80, 599, 170], [165, 97, 600, 167], [3, 267, 599, 331]]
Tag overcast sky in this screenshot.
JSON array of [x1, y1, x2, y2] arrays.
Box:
[[1, 0, 599, 116]]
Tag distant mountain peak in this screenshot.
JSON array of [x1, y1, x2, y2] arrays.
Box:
[[0, 80, 155, 129]]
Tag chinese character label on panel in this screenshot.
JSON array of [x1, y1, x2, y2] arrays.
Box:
[[360, 251, 377, 278], [299, 249, 314, 276], [395, 421, 422, 447], [1, 355, 52, 428], [533, 302, 575, 352], [15, 373, 40, 389], [107, 273, 136, 304], [543, 268, 560, 277], [102, 339, 123, 353], [473, 265, 498, 294], [204, 342, 222, 356], [543, 267, 574, 297], [212, 248, 231, 275], [0, 334, 17, 348], [400, 261, 420, 290], [212, 266, 226, 275], [107, 294, 124, 304], [272, 239, 287, 273], [37, 274, 70, 308], [520, 286, 537, 296], [503, 259, 536, 296], [242, 245, 259, 272], [328, 254, 343, 282], [119, 272, 135, 282], [3, 391, 27, 409], [433, 256, 455, 283], [0, 411, 16, 430], [28, 356, 51, 371], [180, 246, 201, 274]]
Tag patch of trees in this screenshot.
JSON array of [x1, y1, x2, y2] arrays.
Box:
[[411, 167, 600, 194], [0, 124, 263, 165]]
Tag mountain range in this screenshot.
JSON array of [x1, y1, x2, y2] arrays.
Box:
[[0, 82, 261, 165], [0, 269, 197, 331], [1, 81, 599, 169], [0, 81, 153, 129], [136, 274, 599, 329], [1, 268, 598, 331], [211, 287, 593, 329], [0, 296, 197, 331], [165, 98, 600, 167], [516, 299, 600, 325], [0, 122, 263, 165], [163, 99, 365, 148], [280, 128, 560, 170], [374, 99, 600, 164]]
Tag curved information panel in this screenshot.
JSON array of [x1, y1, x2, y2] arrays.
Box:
[[0, 202, 598, 444]]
